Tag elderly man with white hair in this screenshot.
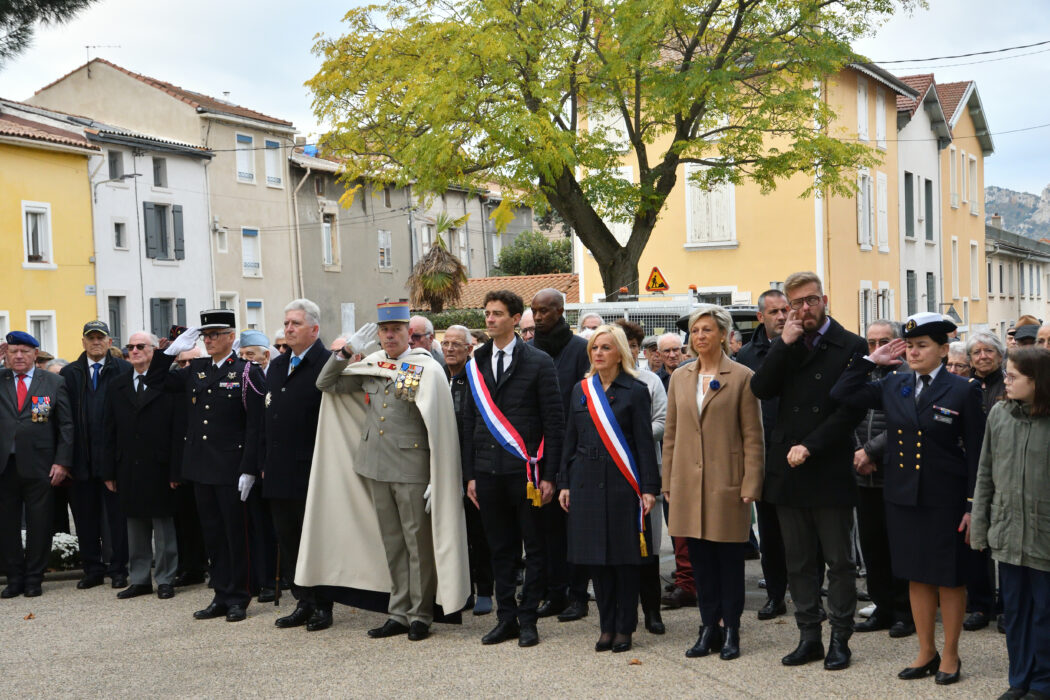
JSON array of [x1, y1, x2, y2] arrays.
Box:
[[410, 315, 446, 368], [578, 312, 603, 334], [655, 333, 685, 392], [239, 330, 272, 375]]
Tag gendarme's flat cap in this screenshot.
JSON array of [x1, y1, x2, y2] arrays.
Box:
[[200, 309, 236, 330], [6, 331, 40, 348], [902, 311, 956, 339]]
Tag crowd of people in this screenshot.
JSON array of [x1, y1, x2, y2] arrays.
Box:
[[2, 274, 1049, 698]]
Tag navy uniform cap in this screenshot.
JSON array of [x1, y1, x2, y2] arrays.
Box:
[[902, 311, 956, 339], [6, 331, 40, 348]]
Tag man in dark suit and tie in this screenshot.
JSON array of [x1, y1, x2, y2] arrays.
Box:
[[462, 290, 565, 647], [0, 331, 74, 597], [261, 299, 334, 632]]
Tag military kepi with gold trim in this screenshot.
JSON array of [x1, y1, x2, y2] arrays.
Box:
[[200, 309, 236, 330], [377, 300, 411, 324], [902, 311, 956, 339]]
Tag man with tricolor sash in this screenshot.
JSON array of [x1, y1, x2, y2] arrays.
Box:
[[462, 290, 565, 648]]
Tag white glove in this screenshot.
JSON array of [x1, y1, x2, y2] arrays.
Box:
[[347, 323, 378, 355], [165, 326, 200, 356], [238, 473, 256, 502], [423, 484, 433, 514]]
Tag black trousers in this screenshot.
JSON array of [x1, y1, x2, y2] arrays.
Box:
[[244, 487, 276, 594], [591, 564, 640, 634], [687, 538, 747, 627], [475, 472, 544, 625], [463, 494, 493, 598], [194, 483, 251, 608], [51, 483, 71, 535], [0, 459, 53, 586], [639, 560, 661, 614], [777, 505, 856, 639], [965, 546, 999, 615], [70, 477, 128, 578], [173, 483, 207, 577], [269, 497, 329, 610], [856, 486, 911, 623], [755, 499, 787, 603]]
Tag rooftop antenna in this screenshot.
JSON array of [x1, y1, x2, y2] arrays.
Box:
[[85, 45, 121, 77]]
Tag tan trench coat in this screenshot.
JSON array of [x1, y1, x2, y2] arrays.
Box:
[[662, 355, 764, 542]]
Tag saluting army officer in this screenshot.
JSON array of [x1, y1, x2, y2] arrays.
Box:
[[831, 311, 985, 686], [145, 309, 266, 623]]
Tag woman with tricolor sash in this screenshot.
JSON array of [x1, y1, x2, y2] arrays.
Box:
[[558, 325, 659, 654], [663, 305, 764, 661]]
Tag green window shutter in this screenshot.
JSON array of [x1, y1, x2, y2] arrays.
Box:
[[176, 298, 186, 326], [143, 202, 159, 259], [149, 298, 163, 337], [172, 204, 185, 260]]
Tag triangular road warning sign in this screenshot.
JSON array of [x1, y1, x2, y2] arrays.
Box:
[[645, 266, 669, 292]]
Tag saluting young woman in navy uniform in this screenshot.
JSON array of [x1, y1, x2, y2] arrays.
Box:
[[831, 312, 985, 686]]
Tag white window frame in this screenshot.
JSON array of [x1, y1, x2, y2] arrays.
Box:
[[235, 133, 255, 184], [970, 242, 980, 300], [857, 78, 869, 142], [245, 299, 264, 333], [951, 236, 960, 299], [108, 149, 124, 180], [321, 212, 340, 270], [949, 146, 959, 208], [22, 200, 56, 269], [875, 87, 886, 149], [112, 218, 129, 251], [858, 280, 874, 334], [264, 139, 283, 188], [378, 229, 393, 270], [857, 169, 874, 251], [684, 163, 737, 249], [876, 171, 889, 252], [241, 227, 262, 278], [218, 292, 239, 314], [968, 155, 979, 215], [0, 311, 9, 338], [25, 310, 57, 356], [152, 156, 169, 190], [877, 280, 893, 320], [420, 224, 435, 256], [960, 150, 968, 204]]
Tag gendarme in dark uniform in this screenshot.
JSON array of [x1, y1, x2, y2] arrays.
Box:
[[144, 309, 266, 622]]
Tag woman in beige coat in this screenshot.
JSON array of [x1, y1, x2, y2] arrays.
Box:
[[663, 305, 764, 661]]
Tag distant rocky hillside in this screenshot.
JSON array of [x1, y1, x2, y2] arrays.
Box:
[[985, 185, 1050, 240]]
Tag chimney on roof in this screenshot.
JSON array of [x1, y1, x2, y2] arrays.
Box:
[[990, 213, 1003, 229]]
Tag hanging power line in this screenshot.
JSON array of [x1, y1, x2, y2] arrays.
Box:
[[873, 38, 1050, 64], [886, 45, 1050, 72]]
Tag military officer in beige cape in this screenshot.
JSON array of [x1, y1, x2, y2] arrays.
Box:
[[298, 301, 469, 640]]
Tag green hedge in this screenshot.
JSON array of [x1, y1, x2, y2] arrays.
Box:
[[419, 308, 486, 330]]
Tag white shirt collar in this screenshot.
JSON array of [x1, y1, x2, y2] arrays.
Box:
[[88, 354, 107, 368], [14, 367, 34, 380], [212, 352, 234, 368]]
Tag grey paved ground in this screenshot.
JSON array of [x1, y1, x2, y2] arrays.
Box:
[[0, 549, 1009, 698]]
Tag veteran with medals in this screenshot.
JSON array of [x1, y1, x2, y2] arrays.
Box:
[[301, 301, 469, 641], [831, 312, 986, 686]]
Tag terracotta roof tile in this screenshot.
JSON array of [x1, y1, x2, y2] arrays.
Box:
[[0, 112, 97, 150], [936, 80, 972, 125], [36, 59, 293, 128], [896, 74, 935, 116], [417, 272, 579, 310]]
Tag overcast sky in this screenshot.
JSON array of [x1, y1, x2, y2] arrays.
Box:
[[2, 0, 1047, 194]]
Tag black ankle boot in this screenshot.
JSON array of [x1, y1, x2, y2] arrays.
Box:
[[685, 625, 724, 658], [720, 626, 740, 660]]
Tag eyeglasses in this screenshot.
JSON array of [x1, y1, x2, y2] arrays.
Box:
[[125, 343, 151, 351], [201, 331, 232, 340], [946, 362, 971, 372], [440, 341, 467, 349], [520, 327, 535, 335], [787, 295, 823, 310], [410, 333, 429, 342], [275, 344, 289, 351]]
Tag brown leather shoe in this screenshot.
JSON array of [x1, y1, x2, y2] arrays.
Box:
[[661, 587, 697, 610]]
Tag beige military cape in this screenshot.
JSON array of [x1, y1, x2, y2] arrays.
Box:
[[295, 348, 471, 615]]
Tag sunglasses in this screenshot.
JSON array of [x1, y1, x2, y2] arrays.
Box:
[[275, 344, 289, 351], [125, 343, 151, 351]]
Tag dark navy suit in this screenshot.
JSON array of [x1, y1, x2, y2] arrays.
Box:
[[831, 359, 985, 586]]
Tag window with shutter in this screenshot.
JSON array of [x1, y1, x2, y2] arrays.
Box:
[[906, 271, 917, 316], [903, 172, 915, 238], [378, 229, 392, 270], [172, 205, 185, 260], [264, 140, 282, 187], [926, 272, 937, 313], [108, 150, 124, 179], [875, 87, 886, 149], [176, 298, 186, 327], [856, 171, 872, 250], [685, 163, 735, 247], [960, 152, 968, 204], [857, 78, 869, 141], [154, 204, 171, 260], [236, 134, 255, 183], [143, 202, 159, 259], [924, 179, 934, 240], [876, 171, 888, 252], [242, 228, 262, 277], [245, 300, 263, 332], [970, 242, 980, 299], [968, 156, 978, 215], [949, 147, 959, 208], [951, 238, 960, 299]]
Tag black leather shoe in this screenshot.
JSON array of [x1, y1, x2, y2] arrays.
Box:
[[888, 621, 915, 638], [757, 598, 786, 620], [557, 599, 588, 622], [368, 619, 409, 638], [537, 593, 568, 618], [407, 621, 430, 641], [963, 611, 990, 631], [77, 573, 105, 590], [225, 605, 247, 622], [643, 609, 665, 634], [110, 574, 128, 589], [595, 634, 614, 652], [193, 602, 228, 620], [935, 660, 961, 685], [116, 584, 153, 599], [781, 639, 825, 666], [720, 627, 740, 660], [24, 584, 41, 598], [275, 604, 314, 628], [257, 587, 276, 603], [855, 615, 893, 632], [612, 634, 632, 653], [1, 584, 24, 599], [518, 623, 539, 647], [998, 616, 1006, 634], [898, 653, 940, 680], [173, 571, 206, 587], [157, 584, 175, 599], [481, 619, 519, 645], [685, 625, 724, 658], [306, 608, 333, 632], [997, 689, 1027, 700], [823, 635, 852, 670], [661, 587, 696, 610]]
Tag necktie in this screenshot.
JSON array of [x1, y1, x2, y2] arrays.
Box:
[[804, 332, 819, 350], [290, 355, 301, 371], [915, 374, 930, 404], [91, 362, 102, 391], [136, 375, 145, 395], [16, 374, 28, 412], [496, 350, 506, 384]]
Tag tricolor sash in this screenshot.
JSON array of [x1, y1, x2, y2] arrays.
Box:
[[580, 374, 647, 556], [465, 358, 545, 506]]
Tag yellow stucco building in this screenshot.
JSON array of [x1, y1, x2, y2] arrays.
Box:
[[577, 64, 991, 336], [1, 101, 98, 357]]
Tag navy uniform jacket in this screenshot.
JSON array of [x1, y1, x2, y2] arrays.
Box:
[[144, 350, 265, 486], [830, 357, 985, 509]]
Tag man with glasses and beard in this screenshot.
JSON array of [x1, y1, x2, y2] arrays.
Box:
[[750, 271, 867, 671]]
